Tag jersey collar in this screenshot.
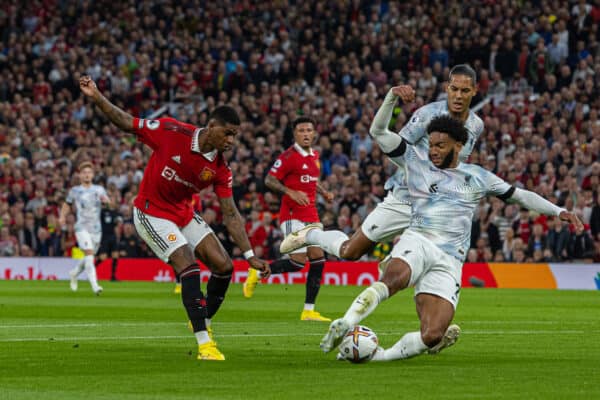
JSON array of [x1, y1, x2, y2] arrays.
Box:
[[293, 143, 314, 157], [191, 128, 218, 161]]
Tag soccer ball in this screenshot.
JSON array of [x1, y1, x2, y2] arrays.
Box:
[[338, 325, 379, 363]]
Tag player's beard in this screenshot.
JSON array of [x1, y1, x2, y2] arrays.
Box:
[[438, 149, 455, 169]]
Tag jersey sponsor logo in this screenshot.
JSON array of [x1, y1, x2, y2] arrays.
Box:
[[199, 167, 216, 181], [146, 120, 160, 130], [161, 166, 176, 180], [160, 166, 202, 191], [166, 233, 177, 242], [300, 175, 319, 183], [171, 155, 181, 164]]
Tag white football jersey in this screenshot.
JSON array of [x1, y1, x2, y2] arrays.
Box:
[[385, 100, 484, 203], [390, 146, 512, 262], [66, 184, 107, 234]]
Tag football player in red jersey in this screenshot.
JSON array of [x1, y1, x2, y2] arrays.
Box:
[[79, 75, 270, 361], [243, 116, 334, 321]]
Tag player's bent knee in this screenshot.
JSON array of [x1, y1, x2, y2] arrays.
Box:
[[421, 327, 446, 347]]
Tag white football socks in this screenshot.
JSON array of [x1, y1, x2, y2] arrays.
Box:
[[306, 229, 348, 258], [83, 255, 100, 292], [372, 331, 429, 361], [343, 282, 389, 326]]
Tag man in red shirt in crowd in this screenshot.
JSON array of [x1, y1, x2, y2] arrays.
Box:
[[243, 116, 334, 321], [79, 75, 269, 361]]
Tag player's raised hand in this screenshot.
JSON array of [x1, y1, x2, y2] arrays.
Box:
[[79, 75, 99, 98], [559, 210, 584, 234], [248, 257, 271, 279], [391, 85, 416, 103], [287, 189, 310, 206]]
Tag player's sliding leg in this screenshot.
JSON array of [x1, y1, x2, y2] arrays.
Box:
[[372, 294, 457, 361], [320, 257, 411, 353], [301, 246, 330, 321]]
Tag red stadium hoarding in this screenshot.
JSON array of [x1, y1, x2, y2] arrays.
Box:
[[95, 259, 381, 286]]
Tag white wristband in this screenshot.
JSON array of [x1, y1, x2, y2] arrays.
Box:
[[243, 250, 255, 260]]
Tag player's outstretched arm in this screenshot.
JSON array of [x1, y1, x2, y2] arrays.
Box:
[[79, 75, 134, 133], [58, 202, 71, 229], [506, 188, 584, 232], [218, 196, 271, 276]]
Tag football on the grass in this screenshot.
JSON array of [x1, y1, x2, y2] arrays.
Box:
[[338, 325, 379, 363]]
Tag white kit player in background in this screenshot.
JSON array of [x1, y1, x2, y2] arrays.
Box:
[[318, 104, 583, 361], [280, 65, 484, 261], [59, 161, 111, 295]]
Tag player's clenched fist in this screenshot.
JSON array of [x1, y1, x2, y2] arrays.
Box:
[[79, 75, 98, 97], [391, 85, 416, 103]]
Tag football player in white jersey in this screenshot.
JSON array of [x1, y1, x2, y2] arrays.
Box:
[[281, 65, 484, 261], [59, 161, 110, 295], [314, 111, 582, 361]]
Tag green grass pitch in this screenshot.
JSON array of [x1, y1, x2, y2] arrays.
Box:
[[1, 280, 599, 400]]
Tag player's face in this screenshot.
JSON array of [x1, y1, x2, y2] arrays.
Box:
[[429, 132, 462, 169], [209, 122, 239, 152], [446, 74, 477, 116], [79, 167, 94, 185], [293, 122, 316, 150]]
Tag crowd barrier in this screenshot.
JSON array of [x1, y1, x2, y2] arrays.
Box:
[[0, 258, 598, 290]]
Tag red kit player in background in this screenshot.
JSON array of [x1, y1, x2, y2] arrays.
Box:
[[79, 75, 270, 361], [243, 116, 334, 321]]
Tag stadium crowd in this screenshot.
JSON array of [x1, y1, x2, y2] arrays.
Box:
[[0, 0, 598, 263]]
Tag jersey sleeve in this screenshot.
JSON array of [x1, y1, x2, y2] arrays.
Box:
[[268, 153, 290, 181], [399, 105, 431, 145], [132, 117, 179, 150], [65, 188, 75, 205], [213, 157, 233, 198], [481, 169, 514, 199]]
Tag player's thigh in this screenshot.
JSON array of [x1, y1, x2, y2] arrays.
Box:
[[281, 219, 320, 255], [413, 240, 463, 310], [379, 256, 412, 295], [193, 233, 232, 275], [361, 200, 411, 242], [133, 207, 191, 267], [75, 230, 100, 255], [388, 230, 428, 288]]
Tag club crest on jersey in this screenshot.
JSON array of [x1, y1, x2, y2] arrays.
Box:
[[167, 233, 177, 242], [315, 160, 320, 169], [199, 167, 215, 181], [146, 120, 160, 130]]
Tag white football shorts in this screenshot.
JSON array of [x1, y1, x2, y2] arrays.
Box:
[[361, 192, 411, 242], [133, 207, 214, 263], [75, 230, 102, 253], [390, 229, 463, 309]]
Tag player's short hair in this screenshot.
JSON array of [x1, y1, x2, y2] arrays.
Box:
[[209, 105, 241, 126], [426, 116, 468, 145], [78, 161, 94, 172], [449, 64, 477, 85], [292, 116, 316, 130]]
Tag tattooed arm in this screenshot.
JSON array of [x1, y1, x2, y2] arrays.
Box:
[[79, 75, 134, 132], [218, 196, 270, 274]]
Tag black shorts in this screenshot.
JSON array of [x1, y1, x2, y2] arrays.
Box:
[[97, 234, 118, 256]]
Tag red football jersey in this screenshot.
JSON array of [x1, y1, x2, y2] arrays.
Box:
[[132, 117, 232, 226], [268, 144, 320, 223]]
